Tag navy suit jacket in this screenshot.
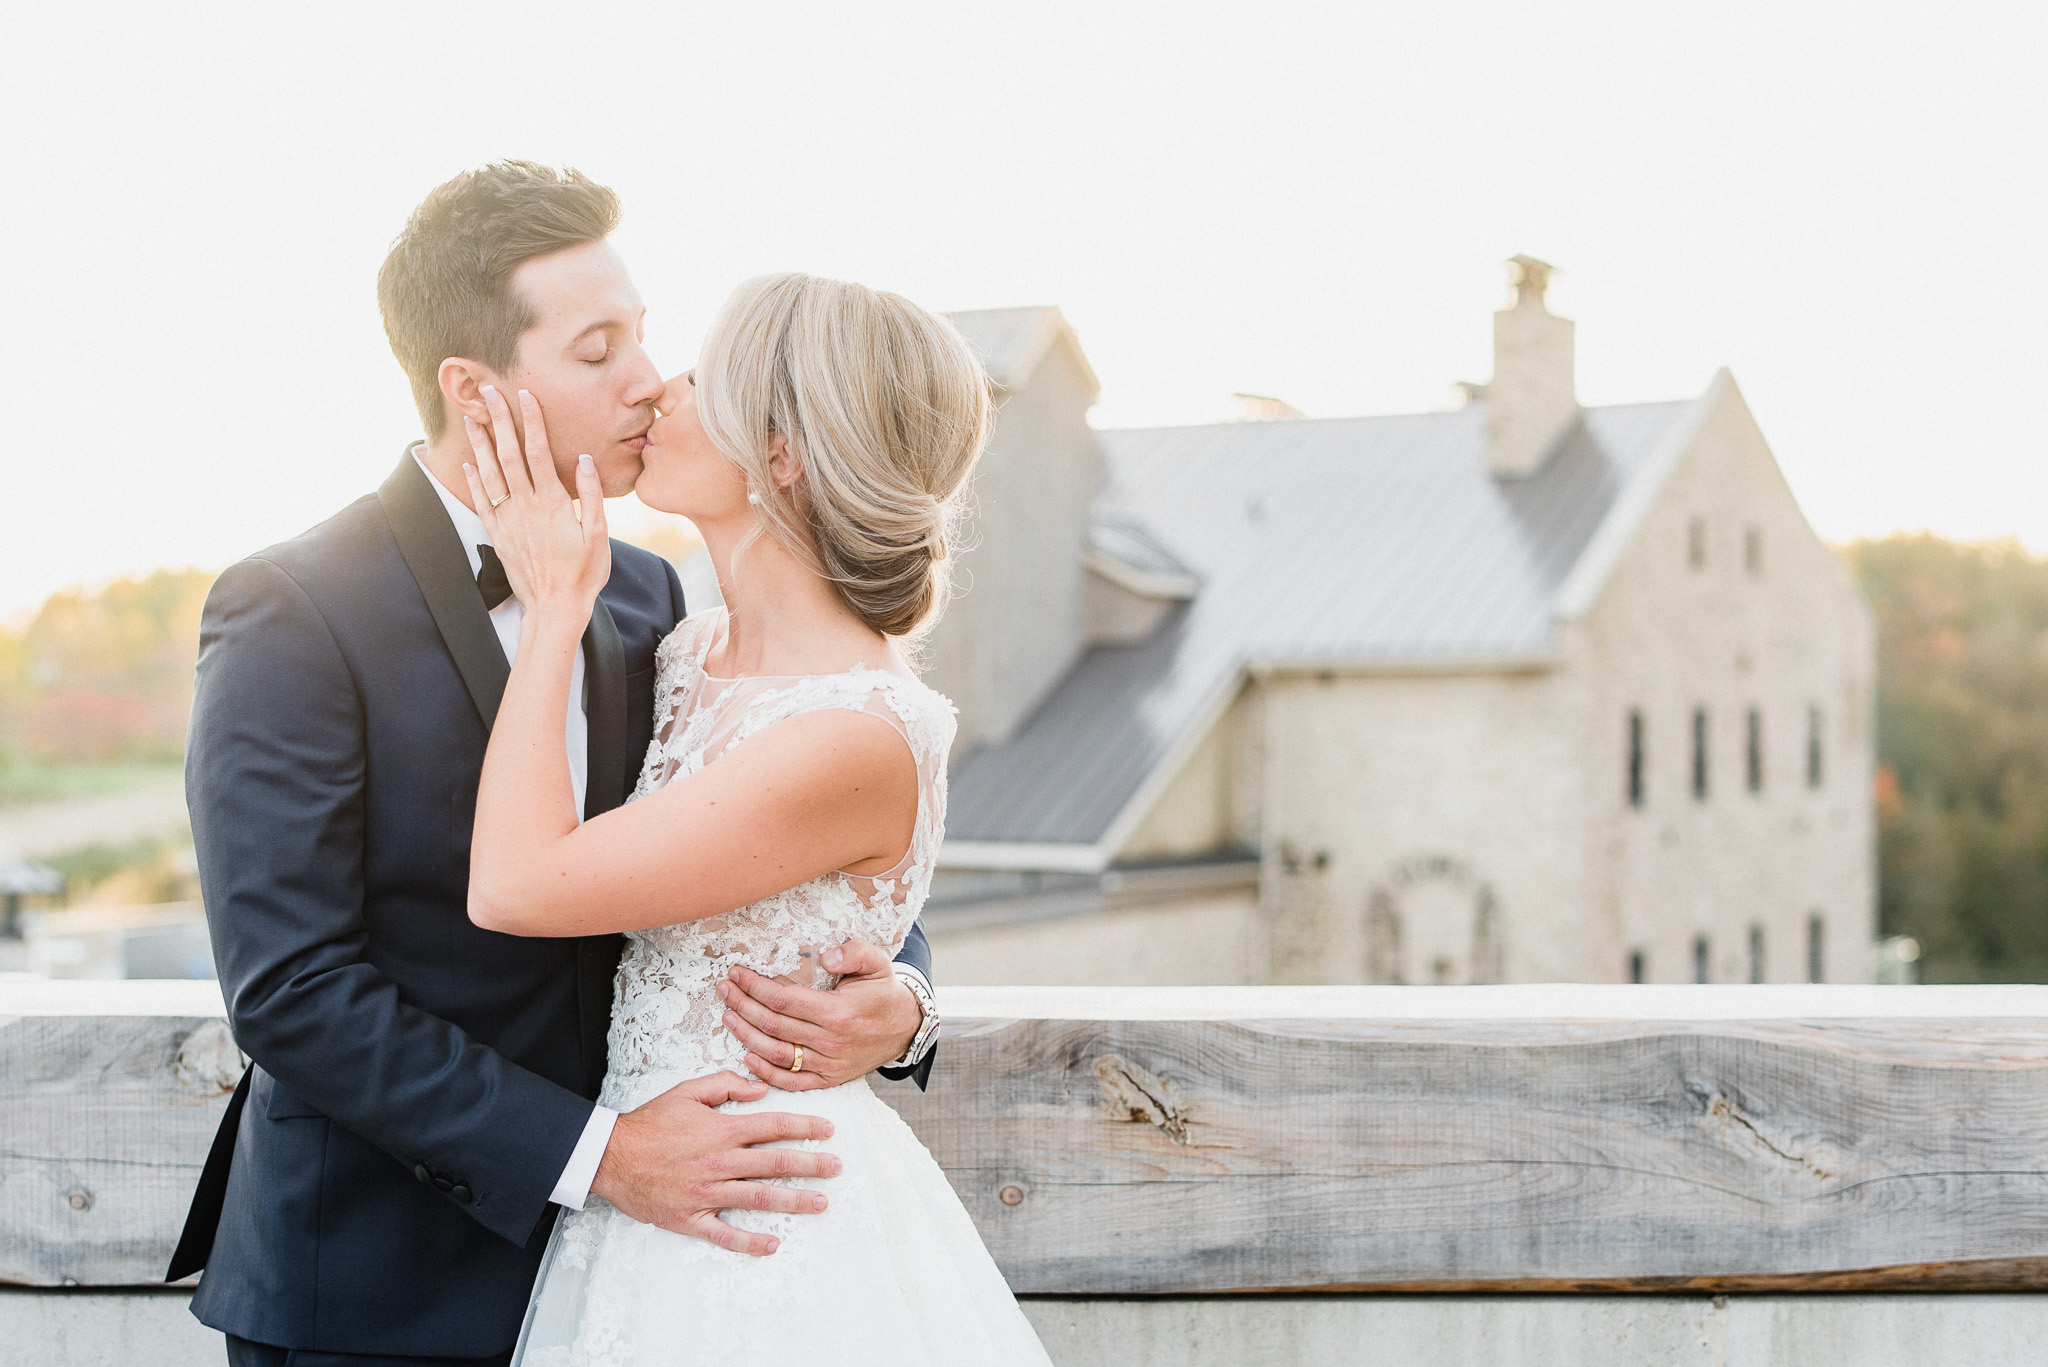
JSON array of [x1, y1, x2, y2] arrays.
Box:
[[172, 453, 934, 1357]]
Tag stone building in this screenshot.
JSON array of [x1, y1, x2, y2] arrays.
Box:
[[921, 260, 1876, 986]]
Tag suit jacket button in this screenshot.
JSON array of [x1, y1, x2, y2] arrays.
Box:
[[414, 1164, 431, 1186], [450, 1185, 474, 1204], [433, 1176, 453, 1193]]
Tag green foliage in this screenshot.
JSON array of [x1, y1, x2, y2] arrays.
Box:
[[0, 569, 214, 765], [0, 759, 184, 808], [1846, 535, 2048, 982]]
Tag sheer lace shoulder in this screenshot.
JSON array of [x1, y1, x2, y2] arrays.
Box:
[[604, 608, 957, 1112]]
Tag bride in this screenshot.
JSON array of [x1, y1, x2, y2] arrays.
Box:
[[458, 272, 1053, 1365]]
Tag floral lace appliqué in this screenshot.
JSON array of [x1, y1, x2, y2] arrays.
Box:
[[600, 608, 956, 1114]]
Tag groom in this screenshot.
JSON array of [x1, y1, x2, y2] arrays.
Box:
[[171, 162, 941, 1366]]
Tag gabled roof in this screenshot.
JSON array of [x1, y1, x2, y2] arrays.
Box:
[[1087, 515, 1201, 599], [947, 306, 1101, 397], [943, 394, 1705, 867]]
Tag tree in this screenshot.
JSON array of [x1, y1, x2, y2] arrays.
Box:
[[1846, 535, 2048, 982]]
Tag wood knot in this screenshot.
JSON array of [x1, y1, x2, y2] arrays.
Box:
[[174, 1021, 246, 1095], [1093, 1054, 1191, 1144], [65, 1189, 91, 1212], [998, 1184, 1026, 1206], [1699, 1091, 1835, 1181]]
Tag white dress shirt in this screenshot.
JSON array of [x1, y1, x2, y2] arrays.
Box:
[[414, 451, 615, 1209]]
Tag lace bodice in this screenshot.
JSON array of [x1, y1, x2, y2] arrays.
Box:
[[599, 609, 956, 1112]]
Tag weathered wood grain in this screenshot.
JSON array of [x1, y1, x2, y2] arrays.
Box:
[[875, 1012, 2048, 1293], [0, 1011, 240, 1285], [8, 982, 2048, 1291]]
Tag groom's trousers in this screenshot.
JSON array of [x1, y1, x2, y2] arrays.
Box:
[[227, 1336, 512, 1367]]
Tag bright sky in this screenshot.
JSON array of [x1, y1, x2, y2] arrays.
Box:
[[2, 1, 2042, 620]]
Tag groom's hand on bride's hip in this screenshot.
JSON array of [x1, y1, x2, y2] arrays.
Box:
[[588, 1072, 840, 1257], [719, 938, 922, 1092]]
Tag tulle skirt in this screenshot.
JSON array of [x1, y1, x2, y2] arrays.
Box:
[[512, 1078, 1053, 1366]]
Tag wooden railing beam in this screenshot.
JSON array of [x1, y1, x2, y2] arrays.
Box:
[[7, 982, 2048, 1291]]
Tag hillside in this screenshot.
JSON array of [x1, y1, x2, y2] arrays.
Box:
[[0, 568, 213, 785]]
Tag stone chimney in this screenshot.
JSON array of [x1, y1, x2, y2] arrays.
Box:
[[1481, 255, 1577, 478]]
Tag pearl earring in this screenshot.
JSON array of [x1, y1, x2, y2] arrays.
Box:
[[747, 492, 763, 506]]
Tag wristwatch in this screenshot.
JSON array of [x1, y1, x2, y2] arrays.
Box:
[[889, 968, 941, 1067]]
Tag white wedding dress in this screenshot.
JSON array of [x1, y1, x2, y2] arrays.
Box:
[[513, 608, 1052, 1367]]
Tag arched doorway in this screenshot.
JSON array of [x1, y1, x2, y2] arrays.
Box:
[[1365, 854, 1505, 984]]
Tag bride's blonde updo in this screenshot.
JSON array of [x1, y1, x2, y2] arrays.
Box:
[[693, 272, 993, 642]]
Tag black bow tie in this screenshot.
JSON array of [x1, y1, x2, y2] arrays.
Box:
[[476, 545, 513, 610]]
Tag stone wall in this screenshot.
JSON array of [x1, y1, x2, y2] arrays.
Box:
[[1570, 379, 1877, 984], [921, 339, 1102, 753], [1252, 666, 1583, 983]]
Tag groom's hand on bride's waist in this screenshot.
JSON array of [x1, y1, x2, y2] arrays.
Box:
[[718, 938, 923, 1091], [588, 1072, 841, 1257]]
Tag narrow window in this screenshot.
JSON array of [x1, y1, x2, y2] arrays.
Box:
[[1746, 707, 1763, 794], [1807, 705, 1825, 789], [1807, 913, 1825, 983], [1693, 935, 1711, 984], [1691, 707, 1709, 800], [1629, 950, 1645, 984], [1627, 710, 1645, 809], [1748, 924, 1765, 983], [1744, 524, 1763, 577], [1688, 516, 1708, 570]]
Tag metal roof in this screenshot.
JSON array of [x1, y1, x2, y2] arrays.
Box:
[[945, 398, 1698, 853], [947, 306, 1101, 396]]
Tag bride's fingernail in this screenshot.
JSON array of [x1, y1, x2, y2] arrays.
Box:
[[519, 388, 533, 405], [464, 415, 477, 430], [481, 384, 497, 398], [811, 1195, 827, 1212], [578, 453, 594, 470]]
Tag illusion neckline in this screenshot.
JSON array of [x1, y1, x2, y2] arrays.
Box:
[[693, 609, 909, 688]]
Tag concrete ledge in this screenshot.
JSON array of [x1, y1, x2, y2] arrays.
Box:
[[0, 1288, 219, 1367], [10, 1289, 2048, 1367], [1023, 1295, 2048, 1366]]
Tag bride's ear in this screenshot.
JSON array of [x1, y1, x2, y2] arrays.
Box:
[[766, 434, 803, 492], [438, 357, 499, 431]]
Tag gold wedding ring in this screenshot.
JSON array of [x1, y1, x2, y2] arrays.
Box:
[[790, 1045, 805, 1074], [490, 492, 510, 509]]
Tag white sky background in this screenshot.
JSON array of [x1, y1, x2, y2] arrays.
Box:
[[1, 1, 2042, 619]]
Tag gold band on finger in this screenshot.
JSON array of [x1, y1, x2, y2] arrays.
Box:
[[490, 492, 510, 509], [790, 1045, 804, 1074]]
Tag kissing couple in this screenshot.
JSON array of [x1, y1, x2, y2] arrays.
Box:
[[170, 161, 1052, 1366]]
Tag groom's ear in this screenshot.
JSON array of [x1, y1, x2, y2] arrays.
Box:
[[437, 357, 500, 431]]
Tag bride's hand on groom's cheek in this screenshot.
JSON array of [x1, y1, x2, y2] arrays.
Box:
[[462, 383, 611, 618], [719, 940, 923, 1092]]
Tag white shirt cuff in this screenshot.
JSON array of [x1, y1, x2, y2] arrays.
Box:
[[550, 1105, 618, 1210]]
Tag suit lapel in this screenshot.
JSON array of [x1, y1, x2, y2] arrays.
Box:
[[582, 596, 627, 818], [378, 453, 511, 728]]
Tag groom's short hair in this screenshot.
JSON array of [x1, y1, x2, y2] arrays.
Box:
[[378, 161, 621, 438]]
